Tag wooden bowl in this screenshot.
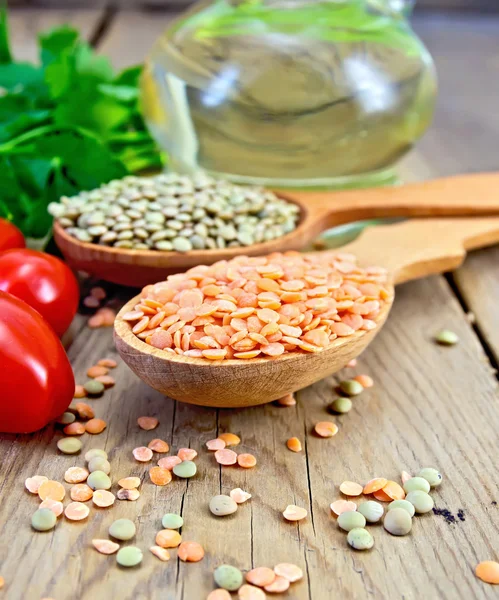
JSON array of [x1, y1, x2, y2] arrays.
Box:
[[114, 293, 393, 407]]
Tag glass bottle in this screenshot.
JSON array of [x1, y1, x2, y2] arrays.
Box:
[[142, 0, 437, 189]]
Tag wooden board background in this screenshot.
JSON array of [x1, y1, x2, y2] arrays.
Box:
[[0, 8, 499, 600]]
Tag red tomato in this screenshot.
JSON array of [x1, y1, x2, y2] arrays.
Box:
[[0, 249, 79, 337], [0, 291, 75, 433], [0, 218, 25, 251]]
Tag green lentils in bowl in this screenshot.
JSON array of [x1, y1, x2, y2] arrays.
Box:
[[49, 173, 300, 252]]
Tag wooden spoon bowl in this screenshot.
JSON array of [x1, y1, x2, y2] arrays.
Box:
[[114, 217, 499, 408], [56, 172, 499, 287]]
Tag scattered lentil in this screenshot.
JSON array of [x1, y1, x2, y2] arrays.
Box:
[[403, 477, 431, 494], [246, 567, 275, 587], [214, 565, 244, 591], [92, 490, 116, 507], [238, 454, 257, 468], [39, 499, 64, 517], [87, 471, 112, 491], [133, 446, 154, 462], [97, 358, 117, 368], [340, 481, 363, 497], [63, 422, 86, 436], [118, 476, 141, 490], [330, 500, 357, 516], [148, 439, 170, 453], [475, 561, 499, 584], [149, 466, 172, 485], [87, 365, 108, 378], [358, 501, 384, 523], [73, 402, 95, 419], [156, 530, 182, 548], [173, 460, 197, 478], [88, 456, 111, 474], [83, 380, 105, 396], [406, 490, 434, 514], [383, 507, 412, 536], [388, 499, 415, 518], [274, 563, 303, 582], [38, 480, 65, 502], [264, 576, 290, 593], [116, 546, 143, 568], [85, 448, 108, 462], [74, 385, 87, 398], [339, 380, 364, 396], [314, 421, 338, 438], [347, 528, 374, 550], [238, 584, 266, 600], [158, 456, 182, 470], [372, 489, 392, 502], [215, 449, 238, 466], [150, 546, 170, 561], [417, 467, 442, 488], [283, 505, 307, 522], [286, 437, 302, 452], [353, 374, 374, 388], [85, 418, 107, 434], [70, 484, 94, 502], [434, 329, 459, 345], [178, 448, 198, 461], [276, 393, 296, 406], [401, 470, 412, 485], [382, 481, 405, 501], [206, 438, 226, 451], [218, 433, 241, 447], [94, 375, 115, 388], [64, 467, 89, 484], [207, 590, 232, 600], [56, 412, 76, 425], [32, 508, 57, 531], [65, 502, 90, 521], [25, 476, 48, 494], [117, 489, 140, 501], [162, 513, 184, 529], [92, 539, 120, 555], [178, 541, 205, 562], [346, 359, 357, 368], [330, 397, 352, 414], [137, 416, 159, 430], [363, 478, 388, 494], [210, 495, 238, 517], [109, 518, 136, 541], [337, 511, 366, 532], [230, 488, 252, 504]]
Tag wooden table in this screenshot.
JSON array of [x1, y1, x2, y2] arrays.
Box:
[[1, 9, 499, 600]]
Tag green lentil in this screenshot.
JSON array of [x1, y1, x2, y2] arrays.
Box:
[[31, 508, 57, 531], [213, 565, 244, 591], [116, 546, 143, 567], [209, 495, 238, 517], [162, 514, 184, 529], [403, 477, 431, 494], [173, 461, 197, 479], [417, 467, 443, 488], [337, 511, 366, 532], [87, 471, 112, 491], [57, 437, 82, 454], [109, 519, 136, 541], [434, 329, 459, 345], [358, 501, 384, 523], [383, 507, 412, 536], [405, 490, 434, 514], [339, 380, 364, 397], [388, 499, 415, 518], [347, 528, 374, 551], [85, 448, 108, 462], [330, 397, 353, 414], [49, 173, 299, 253], [83, 380, 105, 396], [56, 412, 76, 425], [88, 457, 111, 474]]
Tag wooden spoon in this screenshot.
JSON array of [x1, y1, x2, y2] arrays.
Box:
[[56, 172, 499, 287], [114, 216, 499, 408]]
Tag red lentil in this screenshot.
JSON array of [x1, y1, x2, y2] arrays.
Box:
[[286, 437, 302, 452], [74, 385, 87, 399], [276, 393, 296, 406], [137, 416, 159, 430], [178, 541, 205, 562], [25, 476, 48, 494], [314, 421, 339, 438], [206, 438, 226, 451], [155, 530, 182, 549], [125, 253, 389, 359], [64, 467, 89, 484], [363, 478, 388, 494], [63, 422, 86, 436], [97, 358, 117, 368], [148, 439, 170, 453], [85, 418, 107, 434], [238, 454, 257, 469], [150, 546, 170, 561], [133, 446, 153, 462], [73, 402, 95, 419], [158, 456, 182, 470], [238, 584, 266, 600], [354, 374, 374, 388], [218, 433, 241, 447], [149, 466, 172, 486], [230, 488, 252, 504], [87, 365, 108, 378], [38, 480, 65, 502], [39, 499, 64, 517], [178, 448, 198, 461], [340, 481, 364, 497], [274, 563, 303, 582], [70, 484, 94, 502], [330, 500, 357, 516], [118, 477, 141, 490], [246, 567, 275, 587], [283, 505, 307, 521], [476, 561, 499, 584], [92, 539, 120, 555], [94, 375, 115, 388], [117, 488, 140, 501], [215, 449, 238, 466], [264, 575, 290, 593], [65, 501, 90, 521]]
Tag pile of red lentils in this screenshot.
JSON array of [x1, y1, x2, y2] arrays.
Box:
[[123, 251, 390, 359]]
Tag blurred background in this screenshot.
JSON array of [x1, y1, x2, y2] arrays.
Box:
[[7, 0, 499, 10]]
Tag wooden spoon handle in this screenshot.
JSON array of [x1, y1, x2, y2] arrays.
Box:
[[283, 172, 499, 232], [336, 217, 499, 285]]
